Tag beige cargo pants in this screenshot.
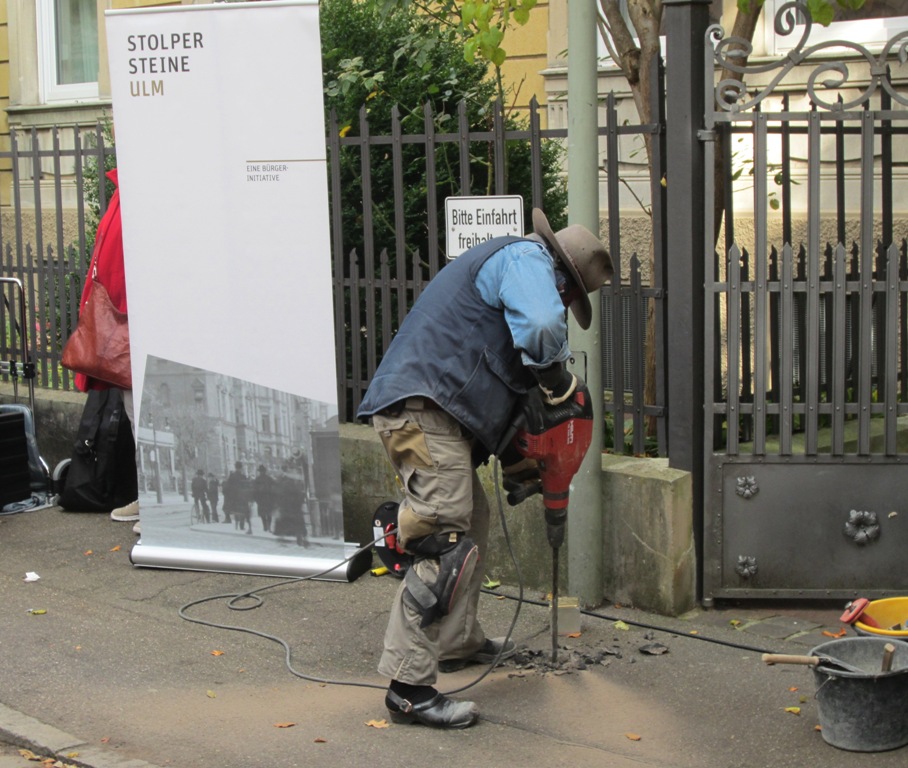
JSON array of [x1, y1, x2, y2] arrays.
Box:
[[372, 398, 491, 686]]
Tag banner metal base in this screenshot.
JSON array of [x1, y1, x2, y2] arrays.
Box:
[[130, 541, 371, 582]]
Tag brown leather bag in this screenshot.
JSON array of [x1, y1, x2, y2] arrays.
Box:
[[62, 275, 132, 389]]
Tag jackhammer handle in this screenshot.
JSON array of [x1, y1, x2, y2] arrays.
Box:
[[506, 480, 542, 506], [761, 653, 818, 667]]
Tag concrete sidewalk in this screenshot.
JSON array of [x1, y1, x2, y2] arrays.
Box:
[[1, 505, 906, 768]]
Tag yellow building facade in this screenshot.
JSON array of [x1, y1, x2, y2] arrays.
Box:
[[0, 0, 552, 215]]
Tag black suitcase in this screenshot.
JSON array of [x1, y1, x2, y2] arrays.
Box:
[[0, 409, 31, 508], [1, 275, 56, 513], [59, 389, 138, 512]]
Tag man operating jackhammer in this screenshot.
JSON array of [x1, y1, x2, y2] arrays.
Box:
[[357, 208, 612, 729]]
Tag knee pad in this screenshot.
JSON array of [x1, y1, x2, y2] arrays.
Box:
[[402, 534, 479, 629]]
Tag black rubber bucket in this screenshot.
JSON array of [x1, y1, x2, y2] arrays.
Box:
[[811, 637, 908, 752]]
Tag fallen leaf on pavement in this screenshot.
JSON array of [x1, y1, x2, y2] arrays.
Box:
[[206, 690, 216, 698], [365, 719, 390, 728], [110, 545, 121, 552], [18, 748, 37, 760], [567, 632, 581, 638], [273, 722, 296, 728], [84, 550, 92, 556], [784, 707, 801, 715], [314, 738, 327, 743], [27, 608, 47, 615], [482, 577, 501, 588], [211, 650, 225, 656], [100, 737, 110, 743], [729, 619, 742, 627], [788, 686, 798, 692], [822, 627, 847, 638], [625, 733, 642, 741], [614, 620, 630, 631]]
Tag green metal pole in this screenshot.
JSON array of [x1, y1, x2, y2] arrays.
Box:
[[566, 0, 603, 607]]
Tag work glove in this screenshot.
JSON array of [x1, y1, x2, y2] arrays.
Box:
[[533, 361, 577, 406], [524, 374, 592, 435]]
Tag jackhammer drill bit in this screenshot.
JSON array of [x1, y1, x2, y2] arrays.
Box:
[[546, 507, 567, 664], [551, 546, 559, 663]]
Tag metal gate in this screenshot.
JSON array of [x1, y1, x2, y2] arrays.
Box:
[[701, 5, 908, 603]]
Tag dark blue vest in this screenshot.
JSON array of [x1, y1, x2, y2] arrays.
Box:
[[357, 236, 536, 454]]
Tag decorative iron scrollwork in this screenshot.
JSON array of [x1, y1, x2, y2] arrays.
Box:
[[709, 0, 908, 113], [843, 509, 881, 546], [735, 555, 758, 579], [735, 475, 759, 499]]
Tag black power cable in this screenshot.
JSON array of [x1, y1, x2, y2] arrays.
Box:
[[480, 590, 777, 655], [178, 457, 775, 696], [178, 543, 387, 690], [177, 458, 525, 694]]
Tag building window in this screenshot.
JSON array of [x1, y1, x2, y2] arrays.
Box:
[[764, 0, 908, 55], [37, 0, 100, 103]]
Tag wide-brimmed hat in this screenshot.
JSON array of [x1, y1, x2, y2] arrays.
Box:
[[532, 208, 613, 330]]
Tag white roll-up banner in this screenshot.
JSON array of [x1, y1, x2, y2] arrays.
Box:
[[106, 1, 368, 580]]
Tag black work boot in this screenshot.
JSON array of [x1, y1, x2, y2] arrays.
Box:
[[385, 683, 479, 729]]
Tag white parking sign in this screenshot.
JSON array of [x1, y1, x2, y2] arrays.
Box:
[[445, 195, 524, 258]]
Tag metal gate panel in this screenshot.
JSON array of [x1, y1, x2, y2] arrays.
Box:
[[706, 459, 908, 600], [701, 2, 908, 604]]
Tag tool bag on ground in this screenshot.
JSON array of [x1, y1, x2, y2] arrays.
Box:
[[59, 389, 138, 512]]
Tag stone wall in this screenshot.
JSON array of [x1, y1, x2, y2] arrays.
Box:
[[2, 384, 696, 616]]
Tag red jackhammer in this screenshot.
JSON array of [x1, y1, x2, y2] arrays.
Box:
[[507, 383, 594, 663]]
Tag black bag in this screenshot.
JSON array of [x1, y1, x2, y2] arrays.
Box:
[[0, 409, 32, 508], [59, 389, 138, 512]]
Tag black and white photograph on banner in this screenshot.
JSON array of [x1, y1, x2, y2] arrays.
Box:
[[131, 355, 350, 576]]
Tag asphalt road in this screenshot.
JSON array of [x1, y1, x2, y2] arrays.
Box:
[[2, 505, 907, 767]]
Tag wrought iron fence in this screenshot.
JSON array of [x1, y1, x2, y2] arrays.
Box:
[[0, 123, 114, 392], [0, 98, 667, 455], [706, 15, 908, 459]]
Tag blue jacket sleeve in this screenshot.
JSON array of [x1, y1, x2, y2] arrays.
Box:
[[475, 240, 571, 368]]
